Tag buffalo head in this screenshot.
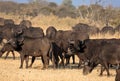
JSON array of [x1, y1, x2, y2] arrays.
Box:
[[83, 60, 98, 75], [67, 39, 86, 55]]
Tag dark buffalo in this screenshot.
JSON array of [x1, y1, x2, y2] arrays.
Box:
[[46, 29, 75, 66], [89, 26, 100, 35], [0, 43, 15, 59], [100, 26, 115, 35], [19, 20, 32, 28], [46, 26, 89, 66], [0, 18, 14, 26], [46, 28, 68, 66], [4, 19, 14, 25], [0, 24, 19, 59], [115, 24, 120, 33], [0, 18, 4, 26], [72, 23, 90, 33], [115, 69, 120, 81], [9, 36, 52, 69], [55, 30, 75, 65], [82, 39, 120, 76], [0, 24, 28, 59], [46, 26, 57, 40], [0, 23, 44, 60], [60, 30, 89, 66], [72, 23, 100, 35], [23, 27, 44, 38]]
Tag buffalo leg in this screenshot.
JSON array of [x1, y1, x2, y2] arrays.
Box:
[[72, 55, 75, 64], [78, 59, 82, 68], [42, 54, 49, 69], [19, 54, 25, 69], [41, 56, 44, 64], [4, 51, 10, 59], [52, 53, 57, 69], [100, 63, 110, 76], [65, 56, 70, 65], [100, 66, 105, 76], [29, 56, 36, 68], [104, 63, 110, 76], [59, 54, 64, 67], [25, 55, 29, 69], [11, 51, 15, 60]]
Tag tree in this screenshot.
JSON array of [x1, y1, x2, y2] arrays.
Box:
[[61, 0, 76, 11], [62, 0, 72, 6]]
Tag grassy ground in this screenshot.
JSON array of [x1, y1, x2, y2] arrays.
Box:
[[0, 52, 116, 81]]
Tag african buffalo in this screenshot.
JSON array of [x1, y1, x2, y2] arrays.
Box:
[[82, 39, 120, 76], [23, 27, 44, 38], [72, 23, 90, 33], [0, 18, 4, 26], [55, 30, 76, 65], [0, 24, 28, 59], [46, 26, 57, 40], [4, 19, 14, 25], [0, 22, 44, 60], [46, 27, 75, 66], [9, 36, 53, 69], [100, 26, 115, 35], [0, 43, 15, 59], [19, 20, 32, 28], [115, 24, 120, 33], [72, 23, 99, 35], [115, 69, 120, 81]]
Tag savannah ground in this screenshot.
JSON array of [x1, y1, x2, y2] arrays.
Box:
[[0, 14, 118, 81], [0, 52, 116, 81]]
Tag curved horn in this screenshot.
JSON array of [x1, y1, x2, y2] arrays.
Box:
[[17, 29, 23, 34], [7, 39, 13, 43]]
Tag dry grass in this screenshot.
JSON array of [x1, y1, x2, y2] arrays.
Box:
[[0, 52, 116, 81], [0, 13, 119, 39], [90, 32, 120, 39], [0, 13, 104, 30]]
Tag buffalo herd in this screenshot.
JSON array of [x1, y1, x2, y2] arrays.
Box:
[[0, 18, 120, 81]]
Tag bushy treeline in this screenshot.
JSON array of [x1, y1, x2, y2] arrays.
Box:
[[0, 0, 120, 26]]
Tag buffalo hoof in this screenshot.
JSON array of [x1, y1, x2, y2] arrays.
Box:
[[13, 58, 15, 60], [19, 66, 23, 69], [99, 74, 103, 77], [28, 66, 32, 68], [107, 74, 111, 77], [26, 67, 29, 69], [65, 63, 69, 66], [41, 67, 46, 70], [4, 57, 7, 60], [73, 62, 75, 64]]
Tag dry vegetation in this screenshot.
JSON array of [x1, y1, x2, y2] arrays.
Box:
[[0, 0, 119, 81], [1, 12, 120, 39], [0, 53, 116, 81], [0, 12, 118, 81], [0, 14, 118, 80]]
